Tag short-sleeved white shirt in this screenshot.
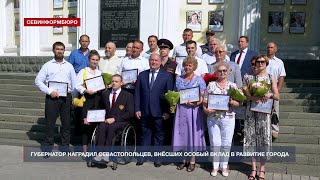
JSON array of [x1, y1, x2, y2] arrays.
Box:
[[175, 57, 208, 77], [116, 55, 149, 75], [172, 43, 203, 63], [266, 56, 286, 81]]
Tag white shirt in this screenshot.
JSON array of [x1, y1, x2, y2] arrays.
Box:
[[35, 59, 76, 95], [201, 52, 230, 65], [235, 48, 248, 68], [109, 88, 122, 107], [175, 57, 209, 77], [98, 55, 122, 75], [142, 48, 160, 60], [172, 43, 203, 63], [116, 55, 149, 75], [149, 68, 160, 83], [75, 67, 102, 94], [266, 55, 286, 82]]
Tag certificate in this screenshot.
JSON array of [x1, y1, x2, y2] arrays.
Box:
[[179, 86, 200, 104], [86, 110, 106, 122], [48, 81, 68, 97], [208, 94, 229, 110], [85, 76, 105, 92], [121, 69, 138, 84], [250, 99, 274, 114]]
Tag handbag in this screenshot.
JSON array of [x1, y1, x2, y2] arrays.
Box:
[[271, 112, 279, 140], [72, 68, 87, 107]]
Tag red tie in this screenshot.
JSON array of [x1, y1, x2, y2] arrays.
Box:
[[236, 51, 243, 64], [111, 92, 116, 108]]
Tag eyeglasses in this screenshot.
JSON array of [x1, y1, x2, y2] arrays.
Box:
[[217, 69, 227, 73], [255, 60, 266, 64], [215, 51, 225, 54], [251, 63, 255, 66]]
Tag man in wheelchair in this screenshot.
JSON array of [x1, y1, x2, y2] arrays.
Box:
[[93, 74, 134, 162]]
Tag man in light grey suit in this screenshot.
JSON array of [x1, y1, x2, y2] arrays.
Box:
[[208, 45, 242, 88]]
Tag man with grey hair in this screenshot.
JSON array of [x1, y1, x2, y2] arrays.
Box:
[[99, 42, 122, 75], [209, 44, 242, 88], [202, 38, 230, 66]]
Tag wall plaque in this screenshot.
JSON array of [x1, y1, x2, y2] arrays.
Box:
[[100, 0, 140, 48]]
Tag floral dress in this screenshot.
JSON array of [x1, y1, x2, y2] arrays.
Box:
[[243, 74, 272, 156]]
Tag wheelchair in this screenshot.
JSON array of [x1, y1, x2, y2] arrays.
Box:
[[86, 123, 137, 170]]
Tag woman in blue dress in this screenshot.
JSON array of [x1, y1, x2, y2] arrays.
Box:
[[172, 55, 206, 172]]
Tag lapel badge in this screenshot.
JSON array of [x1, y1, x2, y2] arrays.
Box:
[[119, 105, 124, 110]]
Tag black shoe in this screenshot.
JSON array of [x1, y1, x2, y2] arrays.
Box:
[[154, 162, 162, 167], [136, 161, 144, 166]]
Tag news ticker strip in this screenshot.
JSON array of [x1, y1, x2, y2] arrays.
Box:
[[23, 146, 296, 162], [24, 18, 81, 26]]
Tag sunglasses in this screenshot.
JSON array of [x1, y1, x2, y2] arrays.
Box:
[[217, 69, 227, 73], [255, 60, 266, 64]]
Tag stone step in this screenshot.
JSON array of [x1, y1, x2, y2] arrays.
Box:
[[280, 112, 320, 120], [0, 107, 44, 116], [280, 105, 320, 113], [279, 126, 320, 135], [0, 137, 42, 146], [0, 89, 43, 97], [0, 129, 80, 143], [265, 163, 320, 177], [281, 87, 320, 93], [0, 100, 45, 109], [0, 79, 34, 85], [0, 95, 45, 103], [275, 134, 320, 144], [282, 80, 320, 88], [281, 93, 320, 100], [280, 119, 320, 127], [283, 154, 320, 166], [0, 72, 36, 80], [273, 143, 320, 155], [0, 84, 39, 91], [0, 121, 51, 132], [280, 99, 320, 106], [0, 113, 46, 124]]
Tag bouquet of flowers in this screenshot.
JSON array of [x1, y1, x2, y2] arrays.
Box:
[[249, 80, 271, 97], [228, 86, 247, 102], [203, 73, 218, 85], [102, 73, 113, 87], [164, 90, 180, 113]]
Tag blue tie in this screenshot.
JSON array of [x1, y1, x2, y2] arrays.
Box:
[[150, 70, 155, 89]]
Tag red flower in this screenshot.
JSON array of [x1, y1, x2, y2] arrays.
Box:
[[229, 68, 232, 73], [203, 73, 218, 85]]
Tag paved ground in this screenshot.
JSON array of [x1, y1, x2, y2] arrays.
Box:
[[0, 145, 319, 180]]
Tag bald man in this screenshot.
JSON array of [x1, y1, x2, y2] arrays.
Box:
[[98, 42, 122, 75], [266, 42, 286, 118]]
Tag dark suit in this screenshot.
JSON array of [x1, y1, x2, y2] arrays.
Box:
[[96, 89, 134, 147], [135, 68, 173, 147], [230, 49, 257, 78]]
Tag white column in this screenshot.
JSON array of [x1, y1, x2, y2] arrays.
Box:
[[20, 0, 40, 56], [158, 0, 181, 46], [0, 0, 6, 55], [38, 0, 52, 55], [77, 0, 87, 49], [3, 1, 17, 55], [238, 0, 261, 52]]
